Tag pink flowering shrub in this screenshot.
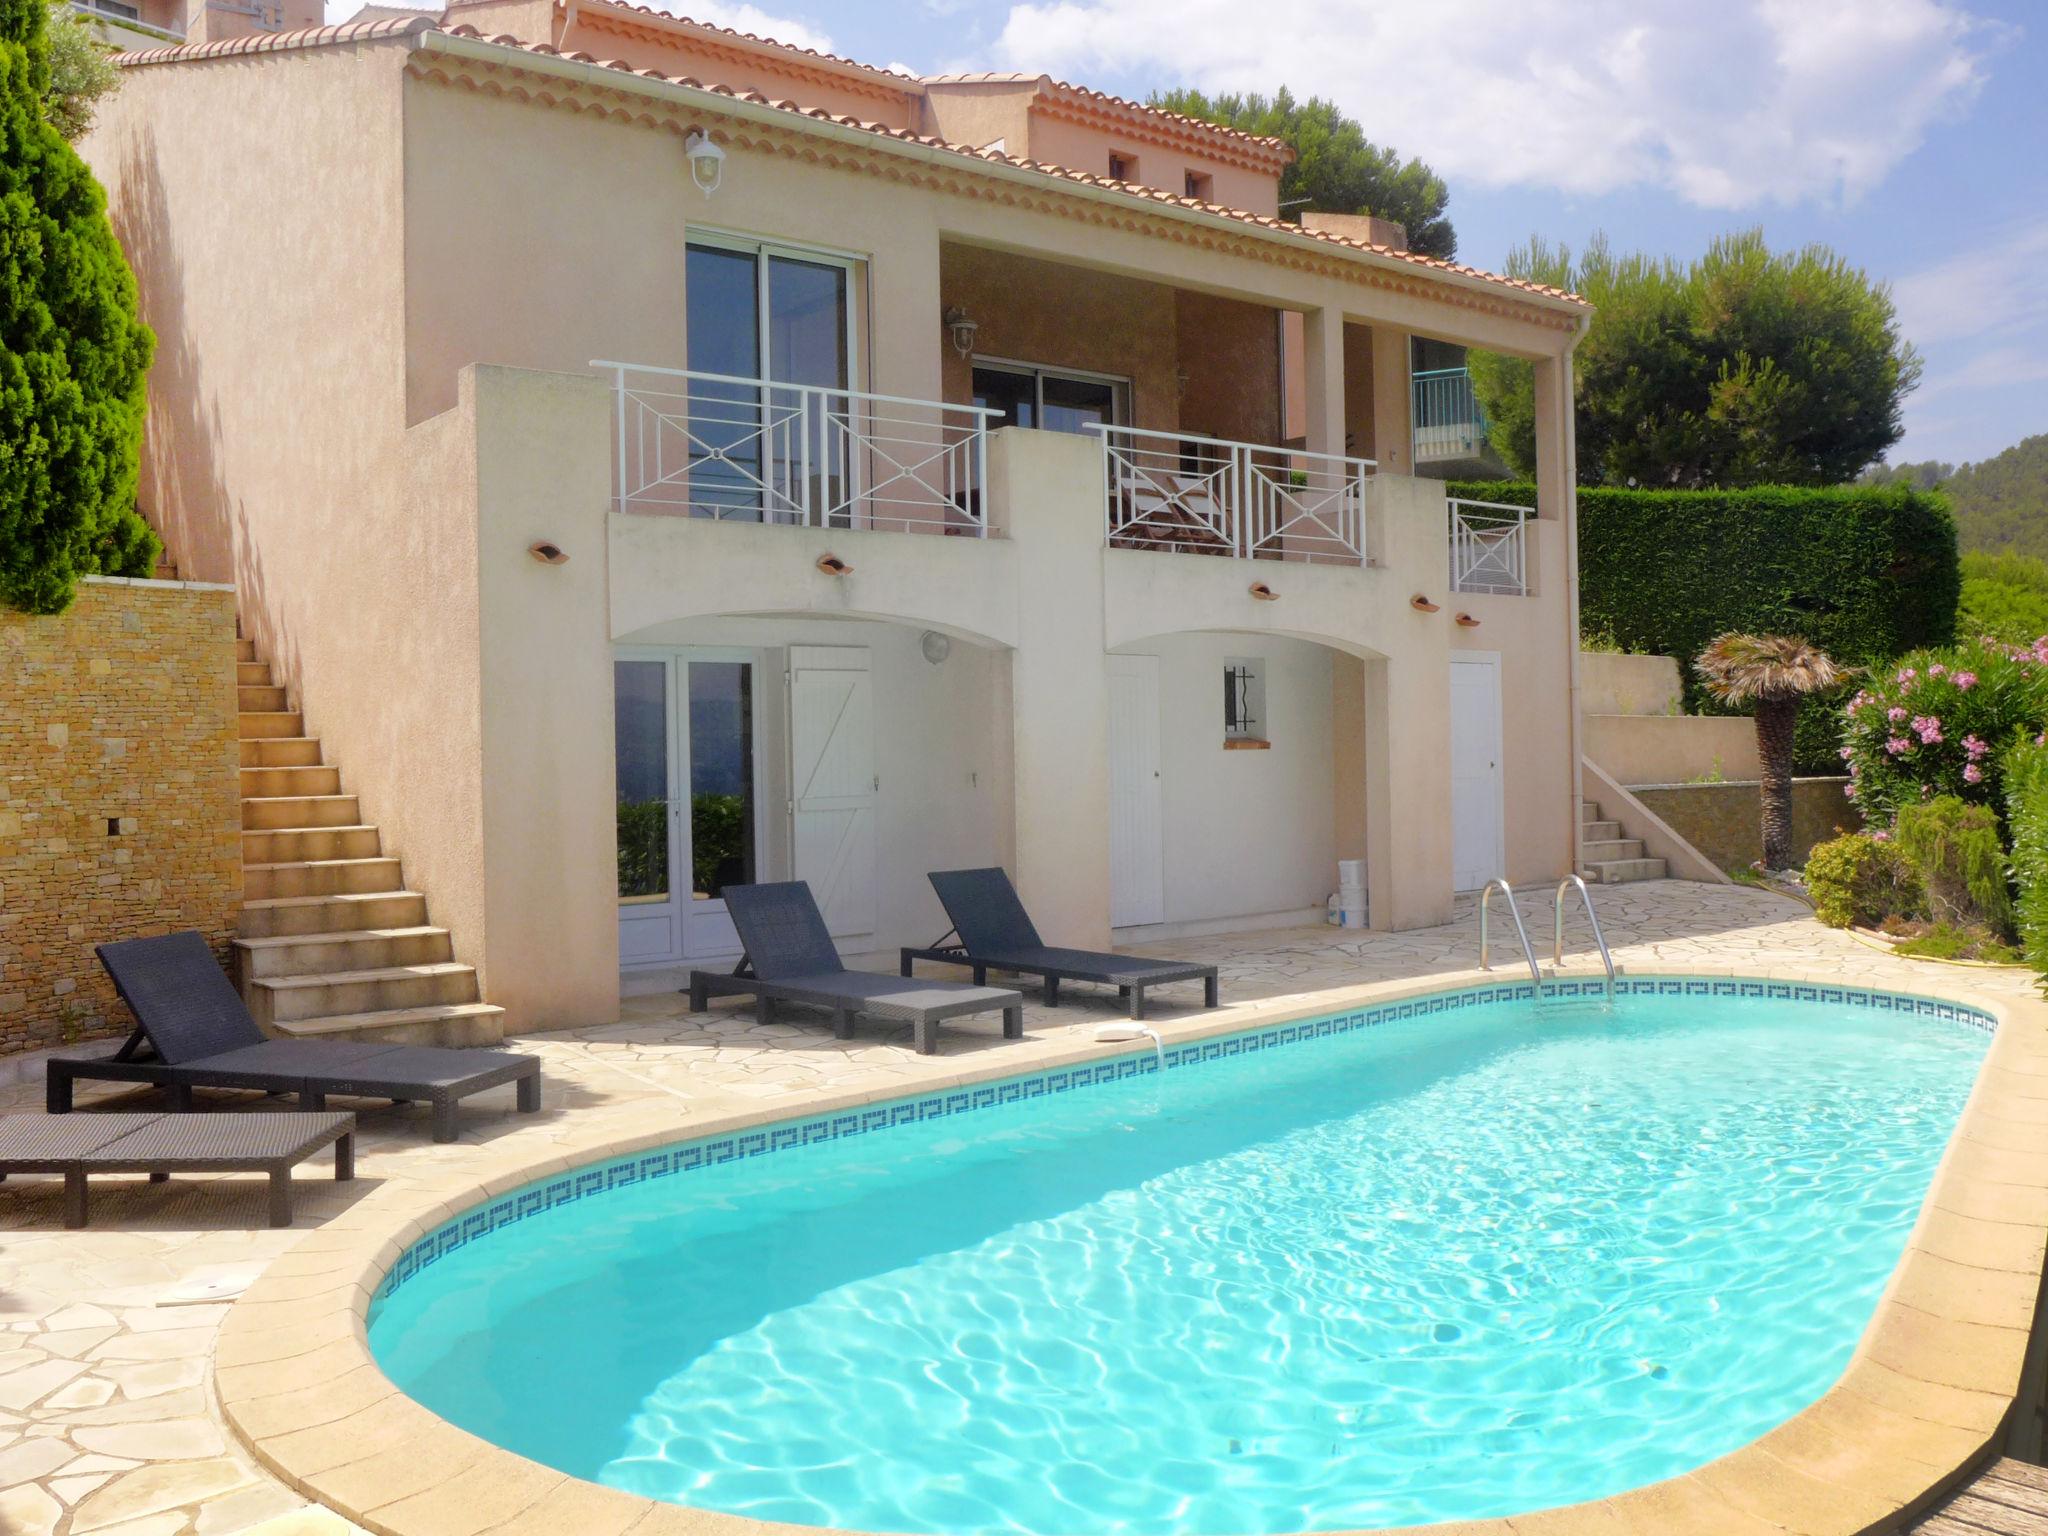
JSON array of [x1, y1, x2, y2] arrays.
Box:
[[1840, 638, 2048, 820]]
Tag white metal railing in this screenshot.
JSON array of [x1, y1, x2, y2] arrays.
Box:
[[1413, 366, 1484, 463], [1092, 424, 1373, 565], [71, 0, 184, 33], [593, 362, 1000, 537], [1449, 497, 1530, 595]]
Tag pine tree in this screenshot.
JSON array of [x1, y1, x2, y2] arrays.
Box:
[[0, 0, 154, 614]]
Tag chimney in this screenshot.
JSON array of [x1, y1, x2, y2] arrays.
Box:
[[1300, 212, 1408, 252]]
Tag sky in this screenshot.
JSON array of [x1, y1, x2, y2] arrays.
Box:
[[410, 0, 2048, 469]]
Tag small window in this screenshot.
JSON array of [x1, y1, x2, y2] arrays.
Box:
[[1224, 658, 1267, 747], [1184, 170, 1213, 201], [1108, 152, 1136, 183]]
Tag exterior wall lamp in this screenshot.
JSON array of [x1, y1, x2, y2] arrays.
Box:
[[684, 130, 725, 196], [942, 306, 978, 359]]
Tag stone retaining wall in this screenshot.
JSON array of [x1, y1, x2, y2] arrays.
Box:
[[0, 577, 241, 1055], [1630, 777, 1859, 874]]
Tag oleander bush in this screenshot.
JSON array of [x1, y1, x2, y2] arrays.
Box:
[[1805, 832, 1923, 930], [1838, 638, 2048, 821], [2004, 737, 2048, 980]]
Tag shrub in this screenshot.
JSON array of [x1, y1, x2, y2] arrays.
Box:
[[1838, 638, 2048, 822], [2005, 738, 2048, 979], [1805, 832, 1923, 930], [1451, 477, 1956, 773], [1958, 550, 2048, 647], [1895, 795, 2013, 938], [0, 0, 156, 614]]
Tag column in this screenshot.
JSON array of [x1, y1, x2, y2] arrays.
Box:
[[1368, 325, 1412, 473], [1301, 304, 1347, 458], [1362, 648, 1455, 932], [992, 428, 1115, 949]]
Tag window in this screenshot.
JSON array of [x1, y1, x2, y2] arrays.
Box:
[[1108, 152, 1136, 183], [1184, 170, 1213, 201], [971, 362, 1126, 436], [1224, 658, 1267, 746]]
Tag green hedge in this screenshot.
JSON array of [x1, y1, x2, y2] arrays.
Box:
[[1453, 479, 1959, 772], [2005, 738, 2048, 982]]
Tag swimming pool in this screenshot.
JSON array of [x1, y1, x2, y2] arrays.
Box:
[[367, 979, 1992, 1535]]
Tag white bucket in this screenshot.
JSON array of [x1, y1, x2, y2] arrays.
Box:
[[1337, 858, 1365, 890], [1339, 904, 1368, 929]]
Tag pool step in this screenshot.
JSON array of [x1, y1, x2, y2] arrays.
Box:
[[1579, 798, 1668, 884]]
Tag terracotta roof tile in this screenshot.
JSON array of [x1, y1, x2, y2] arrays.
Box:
[[117, 19, 1585, 309], [923, 71, 1292, 160], [543, 0, 921, 88]]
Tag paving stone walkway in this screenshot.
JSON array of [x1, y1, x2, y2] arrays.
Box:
[[0, 881, 2034, 1534]]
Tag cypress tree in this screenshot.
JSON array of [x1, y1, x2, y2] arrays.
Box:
[[0, 0, 154, 614]]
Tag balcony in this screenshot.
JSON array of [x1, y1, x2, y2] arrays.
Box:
[[596, 362, 998, 535], [1094, 424, 1374, 566], [70, 0, 184, 39], [1448, 497, 1529, 596], [1412, 367, 1487, 466]]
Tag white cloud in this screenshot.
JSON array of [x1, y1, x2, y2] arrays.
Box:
[[1893, 219, 2048, 349], [992, 0, 2001, 208]]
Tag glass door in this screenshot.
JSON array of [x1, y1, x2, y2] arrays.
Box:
[[679, 653, 760, 959], [685, 238, 853, 524], [615, 656, 682, 965]]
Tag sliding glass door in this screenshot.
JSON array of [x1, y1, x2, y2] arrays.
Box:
[[685, 238, 854, 523]]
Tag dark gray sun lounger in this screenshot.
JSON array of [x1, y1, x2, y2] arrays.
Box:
[[0, 1110, 354, 1228], [45, 932, 541, 1143], [902, 867, 1220, 1020], [687, 881, 1025, 1054]]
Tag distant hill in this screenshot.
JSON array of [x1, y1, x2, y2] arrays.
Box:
[[1866, 434, 2048, 558]]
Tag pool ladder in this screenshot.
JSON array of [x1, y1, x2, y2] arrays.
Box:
[[1480, 876, 1617, 1001]]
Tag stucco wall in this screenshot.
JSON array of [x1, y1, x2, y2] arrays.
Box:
[[1631, 779, 1860, 874], [0, 579, 241, 1057], [1133, 633, 1338, 928], [1584, 714, 1763, 787], [1580, 651, 1683, 716]]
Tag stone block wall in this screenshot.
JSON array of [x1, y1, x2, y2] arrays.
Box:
[[1630, 777, 1861, 875], [0, 577, 241, 1056]]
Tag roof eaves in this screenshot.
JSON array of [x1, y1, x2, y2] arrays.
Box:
[[115, 12, 435, 65]]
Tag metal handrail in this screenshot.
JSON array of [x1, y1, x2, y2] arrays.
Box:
[[1479, 878, 1542, 988], [1553, 875, 1616, 1000]]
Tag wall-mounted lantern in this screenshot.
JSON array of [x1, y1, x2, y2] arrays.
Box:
[[942, 306, 979, 359], [684, 130, 726, 197]]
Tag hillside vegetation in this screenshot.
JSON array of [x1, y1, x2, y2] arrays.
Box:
[[1872, 434, 2048, 558]]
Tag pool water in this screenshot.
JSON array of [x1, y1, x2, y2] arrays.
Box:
[[369, 989, 1987, 1534]]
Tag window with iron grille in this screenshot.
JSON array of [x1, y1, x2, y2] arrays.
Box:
[[1224, 658, 1265, 743]]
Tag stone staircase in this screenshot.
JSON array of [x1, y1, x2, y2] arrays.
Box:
[[1580, 797, 1668, 885], [234, 637, 505, 1045]]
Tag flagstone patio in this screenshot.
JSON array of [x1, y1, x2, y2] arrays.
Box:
[[0, 879, 2036, 1536]]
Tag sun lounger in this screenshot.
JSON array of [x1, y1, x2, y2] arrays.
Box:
[[902, 867, 1220, 1020], [45, 932, 540, 1143], [686, 881, 1025, 1054], [0, 1110, 354, 1227]]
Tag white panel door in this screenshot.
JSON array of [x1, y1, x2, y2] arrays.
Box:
[[1449, 654, 1505, 893], [1106, 654, 1166, 927], [789, 646, 877, 939]]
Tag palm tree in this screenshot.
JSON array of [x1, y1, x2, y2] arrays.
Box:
[[1695, 633, 1845, 871]]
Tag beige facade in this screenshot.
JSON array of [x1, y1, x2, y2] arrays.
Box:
[[0, 578, 242, 1055], [85, 13, 1590, 1034]]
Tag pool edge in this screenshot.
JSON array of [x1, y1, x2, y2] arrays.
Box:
[[213, 963, 2048, 1536]]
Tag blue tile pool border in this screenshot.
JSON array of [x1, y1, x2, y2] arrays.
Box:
[[370, 975, 1997, 1306]]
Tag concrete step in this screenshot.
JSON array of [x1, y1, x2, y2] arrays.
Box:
[[1580, 837, 1646, 863], [242, 793, 361, 831], [238, 684, 289, 712], [237, 890, 428, 939], [239, 764, 343, 800], [1581, 857, 1667, 884], [236, 661, 271, 687], [1582, 819, 1624, 842], [236, 637, 257, 663], [239, 737, 323, 769], [241, 824, 384, 864], [235, 924, 451, 978], [245, 856, 404, 901], [239, 710, 304, 740], [247, 962, 481, 1026], [1580, 799, 1603, 823], [268, 1002, 506, 1048]]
